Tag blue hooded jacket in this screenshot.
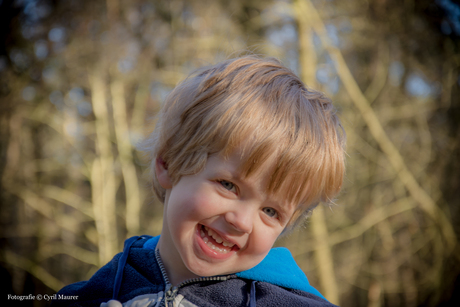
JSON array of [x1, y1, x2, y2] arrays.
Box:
[[52, 236, 338, 307]]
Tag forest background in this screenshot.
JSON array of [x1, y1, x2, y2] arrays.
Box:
[[1, 0, 459, 306]]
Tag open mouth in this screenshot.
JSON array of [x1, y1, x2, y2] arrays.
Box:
[[199, 225, 238, 254]]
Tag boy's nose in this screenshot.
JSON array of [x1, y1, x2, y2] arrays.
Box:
[[224, 207, 254, 234]]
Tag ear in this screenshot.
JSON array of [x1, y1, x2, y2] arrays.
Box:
[[155, 157, 173, 189]]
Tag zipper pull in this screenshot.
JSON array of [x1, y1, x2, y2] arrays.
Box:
[[164, 285, 178, 306]]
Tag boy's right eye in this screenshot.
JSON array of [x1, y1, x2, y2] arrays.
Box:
[[219, 180, 237, 193]]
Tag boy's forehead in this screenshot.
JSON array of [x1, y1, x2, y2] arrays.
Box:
[[218, 142, 278, 180]]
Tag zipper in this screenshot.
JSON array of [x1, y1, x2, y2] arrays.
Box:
[[155, 248, 233, 307]]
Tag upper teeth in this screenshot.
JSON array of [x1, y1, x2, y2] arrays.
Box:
[[204, 226, 235, 247]]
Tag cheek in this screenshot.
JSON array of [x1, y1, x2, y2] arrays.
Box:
[[187, 186, 222, 213], [167, 185, 217, 222], [250, 227, 281, 255], [241, 236, 276, 271]]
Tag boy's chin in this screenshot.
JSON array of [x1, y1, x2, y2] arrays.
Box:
[[183, 257, 242, 277], [189, 268, 237, 278], [184, 258, 257, 278], [186, 262, 233, 277]]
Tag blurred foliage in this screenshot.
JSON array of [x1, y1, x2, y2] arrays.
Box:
[[1, 0, 459, 306]]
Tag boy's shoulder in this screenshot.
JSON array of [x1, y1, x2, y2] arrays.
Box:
[[177, 248, 336, 306], [179, 279, 336, 307], [52, 236, 338, 306], [235, 246, 326, 298], [52, 236, 162, 306]]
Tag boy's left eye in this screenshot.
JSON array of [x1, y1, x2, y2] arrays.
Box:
[[263, 207, 278, 218], [219, 180, 237, 193]]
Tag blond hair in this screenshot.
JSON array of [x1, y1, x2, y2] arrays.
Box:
[[144, 56, 345, 228]]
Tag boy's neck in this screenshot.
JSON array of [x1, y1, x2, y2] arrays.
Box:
[[157, 234, 200, 286]]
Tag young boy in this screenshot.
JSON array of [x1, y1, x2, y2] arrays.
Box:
[[53, 56, 345, 306]]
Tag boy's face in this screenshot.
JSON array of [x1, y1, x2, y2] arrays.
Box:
[[156, 148, 297, 285]]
